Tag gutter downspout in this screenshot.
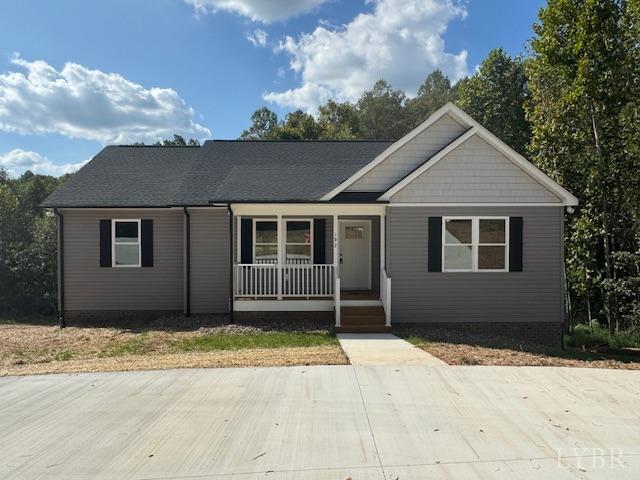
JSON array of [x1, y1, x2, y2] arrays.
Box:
[[227, 204, 234, 323], [54, 209, 66, 328], [183, 207, 191, 317]]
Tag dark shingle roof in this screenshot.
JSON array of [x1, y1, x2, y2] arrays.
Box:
[[41, 140, 393, 207]]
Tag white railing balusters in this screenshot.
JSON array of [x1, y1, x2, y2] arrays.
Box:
[[234, 264, 334, 298]]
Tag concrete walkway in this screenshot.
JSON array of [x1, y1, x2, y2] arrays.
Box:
[[337, 332, 447, 365], [1, 366, 639, 479]]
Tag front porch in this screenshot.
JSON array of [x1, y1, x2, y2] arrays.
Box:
[[230, 204, 391, 328]]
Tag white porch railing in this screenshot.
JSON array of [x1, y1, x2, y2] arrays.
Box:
[[234, 264, 334, 298], [380, 268, 391, 327]]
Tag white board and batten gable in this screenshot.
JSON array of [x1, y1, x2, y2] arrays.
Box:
[[323, 103, 578, 207]]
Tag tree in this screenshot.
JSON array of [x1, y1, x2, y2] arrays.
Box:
[[240, 107, 279, 140], [457, 49, 530, 154], [526, 0, 638, 332], [274, 110, 322, 140], [357, 80, 411, 140], [0, 169, 66, 316], [406, 70, 455, 125], [318, 100, 361, 139], [153, 135, 200, 146]]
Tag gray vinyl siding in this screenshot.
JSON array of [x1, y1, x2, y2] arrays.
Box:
[[387, 206, 564, 324], [62, 209, 183, 311], [346, 114, 468, 192], [189, 209, 230, 313], [390, 136, 562, 203]]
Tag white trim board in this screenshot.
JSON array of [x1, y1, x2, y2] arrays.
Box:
[[321, 103, 469, 200], [378, 125, 578, 206], [234, 300, 334, 312], [321, 102, 578, 207]]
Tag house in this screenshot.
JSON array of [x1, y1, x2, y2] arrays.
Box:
[[42, 103, 578, 345]]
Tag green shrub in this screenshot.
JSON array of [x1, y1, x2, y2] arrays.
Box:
[[565, 323, 640, 349]]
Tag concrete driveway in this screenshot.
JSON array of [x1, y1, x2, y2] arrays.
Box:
[[1, 365, 639, 480]]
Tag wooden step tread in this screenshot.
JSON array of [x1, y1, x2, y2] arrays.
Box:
[[336, 326, 391, 333], [341, 306, 385, 315], [340, 316, 386, 326]]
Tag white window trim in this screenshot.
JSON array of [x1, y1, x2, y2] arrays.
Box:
[[285, 218, 314, 264], [112, 219, 141, 268], [253, 218, 278, 264], [442, 216, 509, 272]]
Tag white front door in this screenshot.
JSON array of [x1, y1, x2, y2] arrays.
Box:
[[339, 220, 371, 290]]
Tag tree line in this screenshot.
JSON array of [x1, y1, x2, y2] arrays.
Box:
[[1, 0, 638, 334]]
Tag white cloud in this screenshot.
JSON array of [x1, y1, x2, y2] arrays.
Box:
[[264, 0, 469, 112], [246, 29, 268, 47], [0, 55, 211, 144], [185, 0, 328, 22], [0, 149, 88, 177]]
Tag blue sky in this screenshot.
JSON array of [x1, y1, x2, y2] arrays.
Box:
[[0, 0, 545, 176]]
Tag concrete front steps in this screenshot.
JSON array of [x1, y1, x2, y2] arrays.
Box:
[[335, 306, 391, 333]]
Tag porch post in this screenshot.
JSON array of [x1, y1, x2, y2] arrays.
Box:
[[380, 213, 390, 327], [333, 214, 340, 327], [380, 213, 385, 277], [236, 215, 241, 263], [277, 214, 283, 300]]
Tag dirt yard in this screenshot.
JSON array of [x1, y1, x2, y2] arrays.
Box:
[[0, 321, 348, 376], [396, 327, 640, 370]]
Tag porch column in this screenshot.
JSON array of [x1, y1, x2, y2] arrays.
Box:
[[380, 213, 385, 277], [277, 214, 283, 300], [333, 214, 340, 327], [380, 212, 391, 327]]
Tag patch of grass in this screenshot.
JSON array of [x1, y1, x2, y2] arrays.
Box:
[[99, 334, 149, 357], [0, 316, 57, 326], [176, 331, 338, 352], [405, 335, 429, 347], [54, 350, 74, 361], [565, 323, 640, 349]]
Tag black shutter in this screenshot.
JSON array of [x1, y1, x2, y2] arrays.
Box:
[[99, 220, 111, 267], [313, 218, 326, 264], [509, 217, 523, 272], [428, 216, 442, 272], [141, 219, 154, 267], [241, 218, 253, 264]]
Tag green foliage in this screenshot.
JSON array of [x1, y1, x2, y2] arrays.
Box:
[[526, 0, 640, 333], [565, 322, 640, 349], [457, 49, 530, 154], [356, 80, 412, 140], [318, 100, 361, 140], [0, 167, 65, 316], [240, 107, 279, 140], [406, 70, 456, 126]]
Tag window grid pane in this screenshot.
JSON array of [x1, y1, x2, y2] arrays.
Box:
[[478, 246, 506, 270], [442, 217, 508, 272], [444, 219, 472, 245], [444, 245, 472, 270], [479, 219, 505, 244], [115, 244, 139, 266], [286, 221, 311, 244]]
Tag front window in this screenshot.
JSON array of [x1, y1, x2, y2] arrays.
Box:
[[113, 219, 141, 267], [286, 220, 312, 264], [254, 220, 277, 264], [443, 217, 507, 272]]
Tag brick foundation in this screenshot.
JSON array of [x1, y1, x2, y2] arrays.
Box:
[[393, 321, 564, 347]]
